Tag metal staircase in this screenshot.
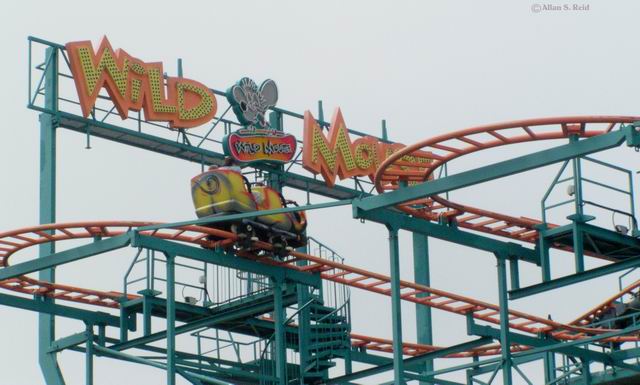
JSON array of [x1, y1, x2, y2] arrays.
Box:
[[300, 297, 352, 383]]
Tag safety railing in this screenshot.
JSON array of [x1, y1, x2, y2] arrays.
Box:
[[308, 236, 350, 315], [124, 248, 214, 305], [123, 247, 274, 306], [541, 155, 637, 235]]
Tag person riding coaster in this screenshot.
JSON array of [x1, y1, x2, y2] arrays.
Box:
[[190, 163, 307, 255]]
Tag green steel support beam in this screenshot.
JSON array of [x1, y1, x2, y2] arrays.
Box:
[[110, 297, 281, 351], [412, 233, 434, 385], [101, 336, 267, 378], [138, 199, 352, 231], [577, 221, 640, 253], [496, 255, 513, 385], [509, 254, 640, 300], [353, 129, 628, 212], [166, 253, 176, 385], [509, 257, 520, 291], [94, 344, 236, 385], [39, 45, 64, 385], [543, 350, 556, 384], [468, 322, 640, 372], [48, 331, 89, 354], [570, 136, 586, 273], [0, 234, 131, 281], [141, 293, 154, 336], [324, 337, 492, 384], [119, 305, 129, 343], [388, 226, 405, 385], [93, 344, 164, 369], [466, 352, 545, 377], [0, 292, 121, 327], [273, 279, 287, 385], [627, 125, 640, 147], [610, 347, 640, 361], [582, 359, 592, 385], [535, 224, 552, 282], [85, 327, 93, 385], [131, 234, 320, 288], [357, 208, 538, 264]]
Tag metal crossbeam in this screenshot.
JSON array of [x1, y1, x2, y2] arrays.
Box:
[[111, 294, 287, 351], [357, 208, 539, 263], [324, 337, 492, 384], [0, 293, 121, 327], [510, 254, 640, 300], [470, 322, 640, 371]]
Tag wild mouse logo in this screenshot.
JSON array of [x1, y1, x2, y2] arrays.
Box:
[[224, 77, 296, 164]]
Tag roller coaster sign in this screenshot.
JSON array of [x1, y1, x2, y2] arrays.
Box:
[[302, 108, 433, 186], [223, 129, 297, 164], [66, 37, 217, 129]]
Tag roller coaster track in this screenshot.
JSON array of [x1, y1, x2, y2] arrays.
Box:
[[0, 221, 637, 361], [374, 116, 640, 258], [570, 279, 640, 327]]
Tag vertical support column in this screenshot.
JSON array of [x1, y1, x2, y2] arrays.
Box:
[[496, 254, 513, 385], [412, 233, 433, 384], [165, 253, 176, 385], [85, 325, 94, 385], [536, 225, 551, 282], [39, 46, 65, 385], [273, 279, 287, 385], [388, 226, 405, 385], [581, 359, 591, 385], [570, 136, 585, 273], [142, 295, 152, 336], [508, 258, 520, 291], [572, 222, 585, 273], [543, 351, 556, 384], [465, 356, 480, 385], [119, 305, 128, 343]]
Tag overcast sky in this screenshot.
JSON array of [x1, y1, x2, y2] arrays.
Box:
[[1, 1, 640, 384]]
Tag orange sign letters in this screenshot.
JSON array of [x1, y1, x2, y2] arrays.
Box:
[[303, 108, 433, 187], [66, 37, 217, 129]]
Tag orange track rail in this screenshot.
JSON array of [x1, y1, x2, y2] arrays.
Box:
[[374, 116, 640, 259], [0, 221, 637, 359]]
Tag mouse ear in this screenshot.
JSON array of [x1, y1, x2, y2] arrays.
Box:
[[231, 85, 247, 106], [260, 79, 278, 107]]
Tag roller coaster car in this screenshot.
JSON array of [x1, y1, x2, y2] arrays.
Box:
[[191, 167, 307, 253]]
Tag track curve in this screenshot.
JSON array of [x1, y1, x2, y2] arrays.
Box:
[[374, 116, 640, 252]]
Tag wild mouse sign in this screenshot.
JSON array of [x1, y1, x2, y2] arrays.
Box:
[[224, 129, 297, 164], [65, 38, 430, 175], [222, 77, 297, 164]]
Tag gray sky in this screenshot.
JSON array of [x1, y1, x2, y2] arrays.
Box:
[[1, 1, 640, 384]]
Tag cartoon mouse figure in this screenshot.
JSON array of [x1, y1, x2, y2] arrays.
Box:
[[227, 77, 278, 129]]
